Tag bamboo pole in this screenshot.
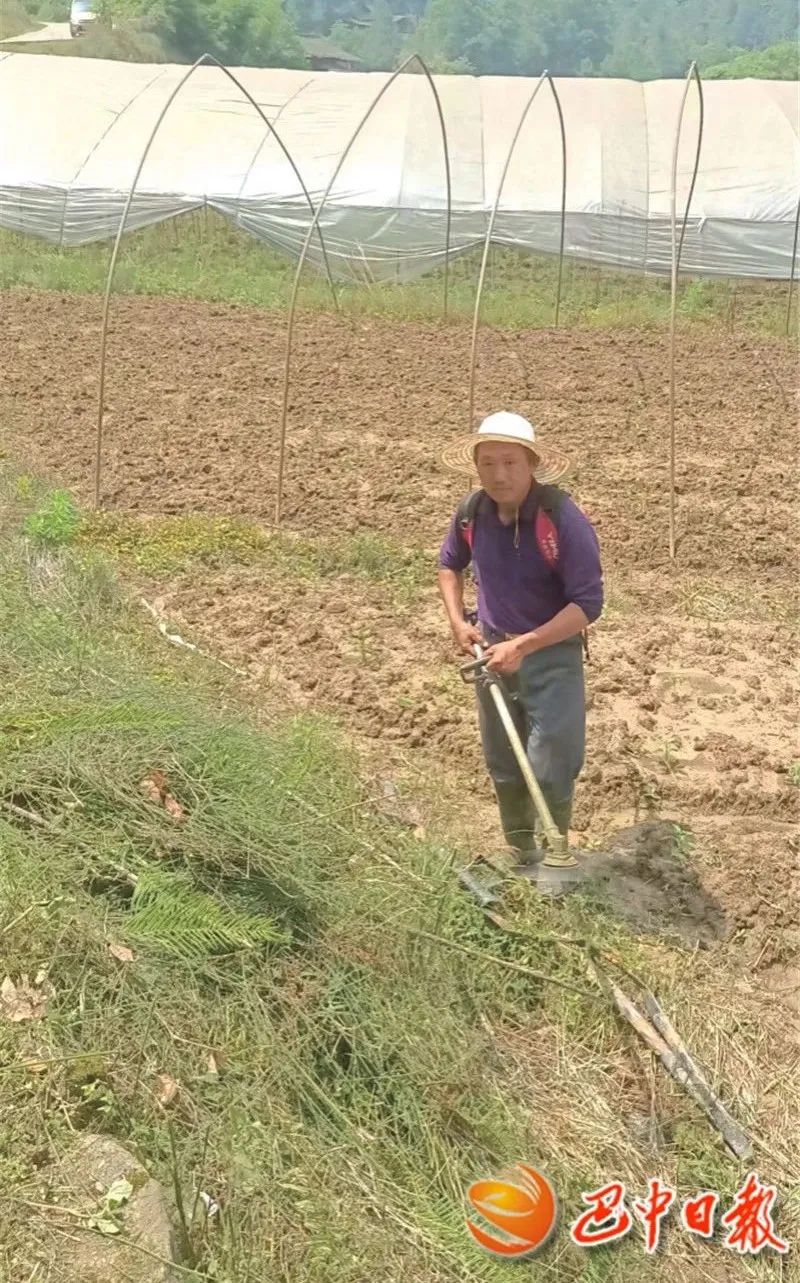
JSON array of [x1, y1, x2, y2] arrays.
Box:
[[668, 62, 705, 560], [588, 960, 753, 1160], [551, 78, 568, 330]]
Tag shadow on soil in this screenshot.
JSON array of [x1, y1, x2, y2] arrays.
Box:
[[581, 820, 728, 948]]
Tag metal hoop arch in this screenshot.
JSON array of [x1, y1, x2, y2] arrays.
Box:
[[668, 61, 705, 560], [275, 53, 453, 526], [785, 190, 800, 336], [551, 77, 568, 330], [94, 52, 338, 509], [467, 70, 568, 430]]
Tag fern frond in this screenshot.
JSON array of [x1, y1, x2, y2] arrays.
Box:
[[127, 867, 285, 960]]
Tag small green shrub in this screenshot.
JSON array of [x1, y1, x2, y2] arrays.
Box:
[[679, 280, 716, 319], [22, 0, 68, 18], [23, 489, 81, 547], [672, 823, 694, 859]]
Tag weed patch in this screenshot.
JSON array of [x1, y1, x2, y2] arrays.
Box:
[[80, 510, 270, 573], [80, 509, 431, 596]]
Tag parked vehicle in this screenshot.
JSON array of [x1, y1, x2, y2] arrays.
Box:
[[69, 0, 98, 37]]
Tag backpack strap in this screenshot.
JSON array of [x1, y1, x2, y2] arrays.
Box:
[[531, 482, 565, 569], [531, 484, 590, 662], [455, 488, 484, 552]]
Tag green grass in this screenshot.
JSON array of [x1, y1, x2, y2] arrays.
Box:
[[15, 481, 432, 593], [0, 24, 170, 57], [0, 214, 794, 336], [0, 0, 41, 38], [80, 508, 432, 597], [78, 509, 272, 573], [0, 468, 655, 1281], [3, 469, 798, 1280]]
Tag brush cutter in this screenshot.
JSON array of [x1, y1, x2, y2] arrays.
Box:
[[460, 641, 587, 898]]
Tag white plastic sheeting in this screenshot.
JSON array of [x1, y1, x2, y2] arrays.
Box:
[[1, 53, 798, 279]]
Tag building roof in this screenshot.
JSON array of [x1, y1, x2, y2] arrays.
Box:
[[300, 36, 362, 64]]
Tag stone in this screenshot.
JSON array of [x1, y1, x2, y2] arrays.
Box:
[[51, 1134, 178, 1283]]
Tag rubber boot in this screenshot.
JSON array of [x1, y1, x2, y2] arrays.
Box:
[[494, 781, 540, 870]]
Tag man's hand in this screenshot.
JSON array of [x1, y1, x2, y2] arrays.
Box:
[[485, 638, 525, 675], [452, 619, 484, 655]]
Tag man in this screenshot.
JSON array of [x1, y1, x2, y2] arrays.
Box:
[[437, 411, 603, 873]]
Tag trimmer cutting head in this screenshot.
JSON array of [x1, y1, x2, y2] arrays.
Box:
[[512, 849, 588, 896], [535, 855, 587, 897]]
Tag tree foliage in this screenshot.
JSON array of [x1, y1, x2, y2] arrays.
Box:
[[42, 0, 798, 75], [337, 0, 798, 78], [704, 40, 799, 79], [102, 0, 307, 66]]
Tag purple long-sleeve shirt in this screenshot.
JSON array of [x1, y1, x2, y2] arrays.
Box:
[[438, 487, 604, 636]]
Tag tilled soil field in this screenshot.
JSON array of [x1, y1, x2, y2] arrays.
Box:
[[3, 291, 797, 577], [3, 291, 798, 978]]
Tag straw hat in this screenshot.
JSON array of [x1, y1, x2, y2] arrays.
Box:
[[441, 411, 570, 484]]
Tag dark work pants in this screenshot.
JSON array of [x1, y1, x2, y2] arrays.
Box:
[[476, 633, 585, 856]]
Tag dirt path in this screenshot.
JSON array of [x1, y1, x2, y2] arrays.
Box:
[[4, 21, 71, 41]]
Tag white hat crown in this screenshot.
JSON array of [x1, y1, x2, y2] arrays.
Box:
[[441, 410, 568, 483], [477, 411, 537, 447]]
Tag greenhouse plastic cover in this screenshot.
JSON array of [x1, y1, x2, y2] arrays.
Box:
[[0, 53, 798, 280]]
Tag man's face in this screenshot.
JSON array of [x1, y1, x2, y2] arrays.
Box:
[[475, 441, 535, 506]]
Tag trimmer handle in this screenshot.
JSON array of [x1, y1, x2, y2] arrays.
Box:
[[460, 639, 506, 688], [459, 654, 488, 684], [458, 611, 488, 683]]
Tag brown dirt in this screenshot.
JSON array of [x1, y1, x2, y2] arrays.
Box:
[[3, 291, 797, 575], [2, 290, 798, 960]]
